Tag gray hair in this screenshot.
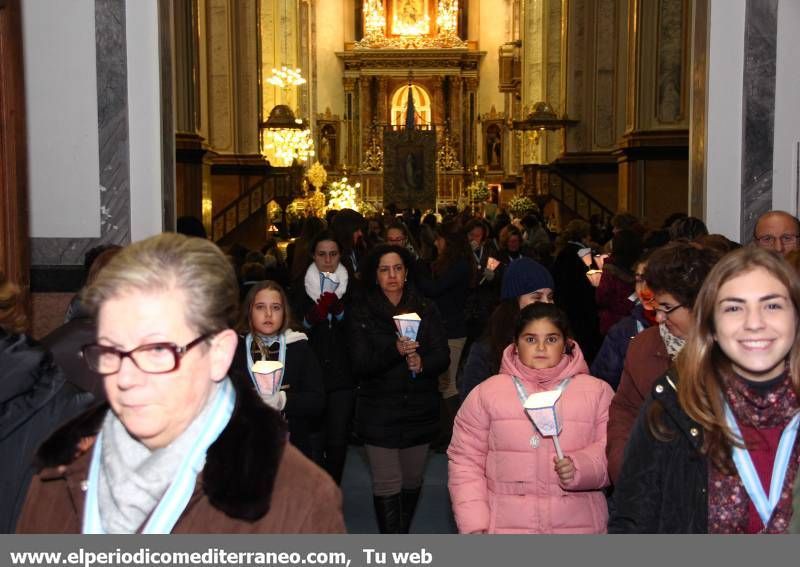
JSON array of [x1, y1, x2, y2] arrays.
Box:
[[82, 232, 239, 335]]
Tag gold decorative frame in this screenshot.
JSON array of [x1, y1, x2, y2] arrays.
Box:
[[387, 0, 435, 37]]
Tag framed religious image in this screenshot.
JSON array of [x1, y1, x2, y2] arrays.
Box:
[[316, 109, 341, 171], [483, 120, 504, 171], [387, 0, 436, 37]]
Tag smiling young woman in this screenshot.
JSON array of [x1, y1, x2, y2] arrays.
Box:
[[611, 247, 800, 533]]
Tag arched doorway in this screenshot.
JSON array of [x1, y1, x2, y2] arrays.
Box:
[[390, 84, 432, 127]]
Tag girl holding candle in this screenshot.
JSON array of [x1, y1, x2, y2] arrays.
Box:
[[230, 280, 325, 460], [448, 302, 613, 534]]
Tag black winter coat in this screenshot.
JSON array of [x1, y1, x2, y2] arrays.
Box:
[[289, 277, 354, 393], [0, 331, 93, 533], [608, 370, 708, 533], [229, 336, 325, 457], [348, 287, 450, 448], [551, 242, 602, 362], [415, 257, 472, 339]]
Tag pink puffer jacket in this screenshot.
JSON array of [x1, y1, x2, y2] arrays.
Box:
[[448, 343, 613, 534]]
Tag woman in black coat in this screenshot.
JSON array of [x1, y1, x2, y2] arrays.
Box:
[[290, 230, 355, 484], [229, 280, 325, 460], [349, 244, 450, 533]]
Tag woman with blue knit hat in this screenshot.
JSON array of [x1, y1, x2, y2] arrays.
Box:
[[460, 258, 555, 401]]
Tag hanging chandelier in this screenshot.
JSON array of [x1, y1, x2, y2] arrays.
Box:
[[261, 67, 314, 167], [260, 104, 315, 167]]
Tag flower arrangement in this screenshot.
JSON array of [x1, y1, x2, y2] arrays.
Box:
[[508, 195, 538, 218], [285, 199, 306, 222], [357, 199, 378, 217], [306, 162, 327, 191], [325, 177, 361, 212], [467, 180, 490, 203]]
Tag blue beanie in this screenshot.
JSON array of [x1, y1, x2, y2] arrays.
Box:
[[500, 258, 554, 300]]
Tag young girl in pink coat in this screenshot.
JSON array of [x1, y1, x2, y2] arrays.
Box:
[[448, 303, 613, 533]]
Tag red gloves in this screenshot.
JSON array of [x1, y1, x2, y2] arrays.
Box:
[[306, 292, 337, 325]]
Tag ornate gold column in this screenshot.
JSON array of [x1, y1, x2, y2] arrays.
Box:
[[464, 77, 479, 166], [174, 0, 212, 227], [342, 77, 358, 168]]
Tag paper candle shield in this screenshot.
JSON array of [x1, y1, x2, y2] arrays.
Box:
[[523, 389, 564, 437], [586, 269, 602, 288], [486, 257, 501, 272], [393, 313, 421, 340], [320, 272, 340, 295], [251, 360, 285, 395]]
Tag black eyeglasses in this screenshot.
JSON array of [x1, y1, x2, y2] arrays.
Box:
[[653, 303, 684, 316], [80, 334, 213, 375]]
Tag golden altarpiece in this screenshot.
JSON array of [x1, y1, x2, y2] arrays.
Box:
[[335, 0, 484, 210]]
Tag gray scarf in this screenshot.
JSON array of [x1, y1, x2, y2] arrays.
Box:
[[97, 382, 221, 533], [658, 321, 686, 360]]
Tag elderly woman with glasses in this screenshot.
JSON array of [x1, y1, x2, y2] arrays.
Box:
[[606, 242, 721, 484], [16, 233, 345, 534]]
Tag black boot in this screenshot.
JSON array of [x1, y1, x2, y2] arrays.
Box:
[[373, 493, 403, 533], [401, 487, 421, 533]]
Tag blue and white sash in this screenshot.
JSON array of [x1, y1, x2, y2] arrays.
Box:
[[245, 332, 287, 389], [724, 403, 800, 527], [83, 377, 236, 533]]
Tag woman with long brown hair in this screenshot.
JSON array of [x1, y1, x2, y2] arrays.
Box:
[[610, 247, 800, 533]]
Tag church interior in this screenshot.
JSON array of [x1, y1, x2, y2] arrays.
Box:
[[1, 0, 799, 335]]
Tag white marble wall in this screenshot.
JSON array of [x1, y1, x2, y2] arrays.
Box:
[[773, 0, 800, 217], [26, 0, 166, 280], [702, 0, 745, 240], [24, 0, 101, 241]]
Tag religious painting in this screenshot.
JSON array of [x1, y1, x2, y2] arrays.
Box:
[[388, 0, 433, 36], [383, 128, 437, 211], [396, 145, 424, 194]]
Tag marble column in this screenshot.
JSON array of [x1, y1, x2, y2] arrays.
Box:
[[31, 0, 131, 270], [692, 0, 788, 241], [739, 0, 778, 239]]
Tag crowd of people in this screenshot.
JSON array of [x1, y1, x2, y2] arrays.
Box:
[[4, 205, 800, 534]]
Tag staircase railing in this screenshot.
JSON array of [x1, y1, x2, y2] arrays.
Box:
[[211, 168, 298, 242], [533, 164, 614, 225]]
